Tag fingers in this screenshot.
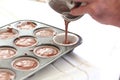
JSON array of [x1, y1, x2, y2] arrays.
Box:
[[73, 0, 92, 3], [70, 2, 90, 16], [70, 7, 87, 16]]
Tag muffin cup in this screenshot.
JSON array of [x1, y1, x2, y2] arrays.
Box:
[[0, 28, 19, 39], [34, 27, 56, 37], [17, 21, 37, 30], [11, 57, 39, 71], [0, 68, 16, 80], [0, 46, 17, 59], [14, 36, 38, 47], [33, 45, 60, 58], [53, 33, 79, 46]]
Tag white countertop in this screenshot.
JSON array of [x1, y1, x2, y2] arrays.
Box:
[[0, 0, 120, 80]]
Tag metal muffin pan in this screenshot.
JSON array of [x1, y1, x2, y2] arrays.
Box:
[[0, 20, 82, 80]]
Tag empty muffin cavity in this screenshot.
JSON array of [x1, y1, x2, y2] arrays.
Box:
[[34, 27, 56, 37], [0, 69, 15, 80], [0, 28, 18, 39], [0, 46, 17, 59], [17, 21, 37, 29], [11, 57, 39, 71], [14, 36, 37, 47], [33, 45, 60, 58]]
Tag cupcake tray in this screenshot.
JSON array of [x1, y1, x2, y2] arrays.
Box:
[[0, 20, 82, 80]]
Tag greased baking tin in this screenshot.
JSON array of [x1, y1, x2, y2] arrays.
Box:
[[0, 20, 82, 80]]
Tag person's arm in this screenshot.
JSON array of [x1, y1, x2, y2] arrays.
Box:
[[70, 0, 120, 27]]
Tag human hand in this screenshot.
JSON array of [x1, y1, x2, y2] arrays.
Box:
[[71, 0, 120, 27]]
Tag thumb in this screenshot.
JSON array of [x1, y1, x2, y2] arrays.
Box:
[[70, 4, 89, 16]]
